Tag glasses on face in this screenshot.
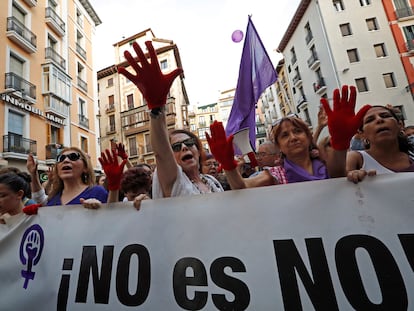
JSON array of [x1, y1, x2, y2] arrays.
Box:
[[204, 161, 219, 167], [171, 138, 196, 152], [57, 152, 81, 163]]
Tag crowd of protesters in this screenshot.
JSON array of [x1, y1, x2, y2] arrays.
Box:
[[1, 40, 413, 222]]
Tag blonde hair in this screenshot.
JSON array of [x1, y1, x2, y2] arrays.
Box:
[[48, 147, 95, 198]]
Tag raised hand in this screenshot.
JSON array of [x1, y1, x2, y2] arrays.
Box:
[[320, 85, 371, 150], [22, 203, 43, 215], [117, 41, 183, 110], [206, 121, 238, 171], [116, 143, 128, 160], [98, 149, 127, 191]]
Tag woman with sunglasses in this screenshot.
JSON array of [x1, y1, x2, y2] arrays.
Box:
[[206, 85, 371, 188], [118, 41, 223, 198], [26, 147, 108, 209]]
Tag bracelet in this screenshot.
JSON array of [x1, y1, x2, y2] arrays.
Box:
[[150, 107, 164, 119]]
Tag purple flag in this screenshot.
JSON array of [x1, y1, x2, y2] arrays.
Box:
[[226, 16, 277, 151]]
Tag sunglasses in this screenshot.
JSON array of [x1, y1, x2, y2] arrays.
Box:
[[57, 152, 81, 163], [171, 138, 196, 152]]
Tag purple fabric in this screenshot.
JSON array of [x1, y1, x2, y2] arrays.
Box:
[[47, 185, 108, 206], [283, 158, 329, 183], [226, 16, 278, 151]]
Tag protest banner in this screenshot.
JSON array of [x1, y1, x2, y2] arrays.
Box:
[[1, 173, 413, 310]]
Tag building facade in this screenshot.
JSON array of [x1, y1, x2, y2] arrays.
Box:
[[0, 0, 101, 173], [97, 30, 190, 167], [277, 0, 414, 133]]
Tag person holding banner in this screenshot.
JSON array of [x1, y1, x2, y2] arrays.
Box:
[[0, 173, 34, 224], [25, 147, 108, 211], [206, 85, 370, 188], [346, 105, 414, 183], [118, 41, 223, 198]]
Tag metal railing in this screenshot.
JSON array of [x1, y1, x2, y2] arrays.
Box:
[[5, 72, 36, 100], [3, 133, 37, 155], [6, 16, 37, 47], [45, 7, 65, 34], [78, 114, 89, 128], [45, 47, 66, 69]]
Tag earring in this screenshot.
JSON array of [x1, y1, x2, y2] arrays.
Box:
[[82, 173, 88, 184], [363, 138, 370, 149]]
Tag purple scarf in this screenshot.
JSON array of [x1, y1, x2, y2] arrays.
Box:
[[283, 158, 329, 183]]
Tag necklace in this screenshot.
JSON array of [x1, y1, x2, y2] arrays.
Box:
[[191, 174, 214, 194]]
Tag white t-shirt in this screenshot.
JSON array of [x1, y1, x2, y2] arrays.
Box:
[[152, 165, 223, 199], [358, 151, 394, 174]]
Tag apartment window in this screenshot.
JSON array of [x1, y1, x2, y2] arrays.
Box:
[[50, 125, 60, 144], [128, 137, 138, 156], [76, 8, 83, 27], [10, 53, 24, 77], [355, 78, 369, 92], [340, 23, 352, 36], [80, 136, 88, 153], [160, 60, 168, 70], [333, 0, 345, 11], [79, 98, 86, 116], [347, 49, 360, 63], [109, 115, 115, 132], [305, 22, 313, 44], [12, 3, 26, 25], [290, 47, 297, 65], [403, 25, 414, 43], [359, 0, 371, 6], [9, 110, 24, 136], [107, 78, 113, 87], [383, 73, 396, 88], [366, 18, 379, 31], [127, 94, 134, 109], [199, 115, 206, 126], [374, 43, 387, 57]]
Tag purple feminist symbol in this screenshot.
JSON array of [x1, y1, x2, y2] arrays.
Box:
[[19, 224, 44, 289]]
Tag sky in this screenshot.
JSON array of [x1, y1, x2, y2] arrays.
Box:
[[88, 0, 302, 107]]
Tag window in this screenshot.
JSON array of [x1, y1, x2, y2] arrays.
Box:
[[79, 98, 86, 116], [108, 115, 115, 132], [366, 18, 379, 31], [333, 0, 345, 11], [305, 22, 313, 44], [127, 94, 134, 109], [50, 125, 60, 144], [10, 53, 24, 77], [9, 110, 24, 136], [80, 136, 88, 153], [128, 137, 138, 156], [359, 0, 371, 6], [290, 47, 297, 65], [160, 60, 168, 70], [107, 78, 113, 87], [347, 49, 360, 63], [383, 73, 396, 88], [340, 23, 352, 36], [355, 78, 369, 92], [395, 0, 413, 19], [76, 8, 83, 27], [199, 115, 206, 126], [374, 43, 387, 57], [108, 95, 114, 106]]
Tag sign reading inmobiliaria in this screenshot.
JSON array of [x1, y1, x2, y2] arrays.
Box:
[[1, 174, 413, 310]]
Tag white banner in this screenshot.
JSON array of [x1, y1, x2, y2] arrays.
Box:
[[1, 173, 414, 311]]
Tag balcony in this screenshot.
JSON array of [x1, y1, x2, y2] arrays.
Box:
[[78, 114, 89, 129], [307, 53, 320, 70], [121, 106, 150, 135], [305, 32, 314, 45], [45, 7, 65, 37], [291, 54, 297, 65], [106, 124, 116, 134], [45, 47, 66, 70], [396, 6, 414, 20], [6, 17, 37, 53], [3, 133, 37, 157], [296, 95, 307, 111], [23, 0, 37, 7], [106, 104, 115, 113], [44, 94, 69, 119], [292, 73, 302, 87], [45, 143, 63, 161], [5, 72, 36, 102], [313, 77, 327, 95], [77, 76, 87, 92], [76, 43, 87, 60]]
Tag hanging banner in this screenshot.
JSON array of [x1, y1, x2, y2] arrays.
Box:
[[1, 173, 413, 310]]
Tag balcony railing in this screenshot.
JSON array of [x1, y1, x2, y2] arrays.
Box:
[[77, 76, 87, 92], [45, 7, 65, 36], [78, 114, 89, 128], [3, 133, 37, 155], [45, 143, 63, 160], [305, 32, 314, 45], [292, 73, 302, 86], [5, 72, 36, 100], [106, 104, 115, 113], [291, 54, 297, 65], [307, 53, 320, 70], [6, 17, 37, 53], [106, 124, 116, 134], [396, 6, 414, 19], [23, 0, 37, 7], [76, 43, 86, 60], [45, 47, 66, 69], [313, 77, 327, 94]]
